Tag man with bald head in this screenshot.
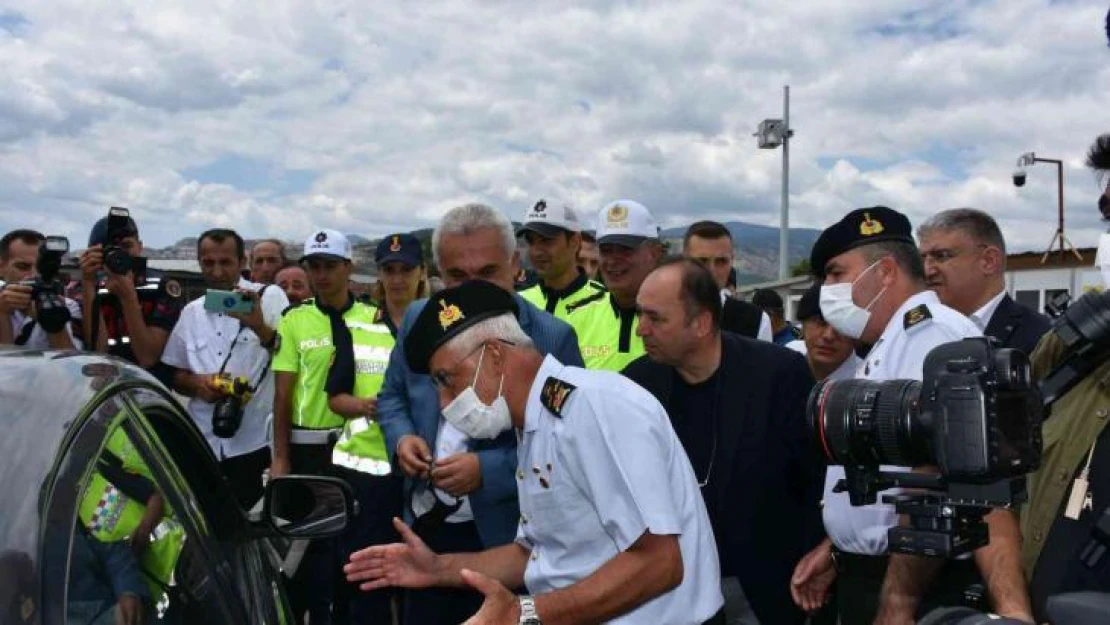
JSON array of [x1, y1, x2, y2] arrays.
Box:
[[623, 257, 823, 625]]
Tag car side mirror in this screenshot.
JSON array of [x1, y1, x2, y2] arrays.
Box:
[[262, 475, 357, 539]]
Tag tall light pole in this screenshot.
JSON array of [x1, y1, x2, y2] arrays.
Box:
[[1013, 151, 1081, 263], [755, 85, 794, 280]]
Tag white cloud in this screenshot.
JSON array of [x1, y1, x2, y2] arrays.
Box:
[[0, 0, 1106, 257]]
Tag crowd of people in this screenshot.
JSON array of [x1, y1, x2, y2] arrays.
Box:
[[3, 134, 1110, 625]]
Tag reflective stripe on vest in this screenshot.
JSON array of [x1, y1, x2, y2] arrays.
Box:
[[330, 307, 394, 473]]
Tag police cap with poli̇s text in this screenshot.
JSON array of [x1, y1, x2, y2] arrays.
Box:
[[809, 206, 914, 279], [404, 280, 520, 374]]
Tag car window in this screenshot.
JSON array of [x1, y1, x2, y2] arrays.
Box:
[[53, 389, 246, 625]]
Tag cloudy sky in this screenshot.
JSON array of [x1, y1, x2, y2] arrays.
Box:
[[0, 0, 1107, 253]]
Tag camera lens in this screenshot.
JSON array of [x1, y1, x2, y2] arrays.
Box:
[[212, 396, 244, 439], [103, 246, 133, 275], [808, 378, 930, 468]]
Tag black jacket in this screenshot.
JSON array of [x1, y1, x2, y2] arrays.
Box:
[[984, 294, 1051, 356], [622, 333, 824, 625], [722, 297, 764, 339]]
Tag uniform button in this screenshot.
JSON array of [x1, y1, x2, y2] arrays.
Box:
[[1058, 471, 1070, 483], [520, 514, 528, 524], [530, 551, 539, 561], [516, 469, 524, 481], [1098, 409, 1108, 419], [1033, 529, 1043, 543]]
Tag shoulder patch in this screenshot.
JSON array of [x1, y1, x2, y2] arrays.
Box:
[[903, 304, 932, 330], [540, 377, 576, 417], [160, 278, 183, 299], [565, 290, 607, 314]]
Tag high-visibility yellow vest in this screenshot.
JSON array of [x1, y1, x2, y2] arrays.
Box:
[[564, 292, 645, 371]]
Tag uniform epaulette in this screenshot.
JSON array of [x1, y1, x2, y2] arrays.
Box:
[[904, 304, 932, 330], [540, 377, 576, 417], [565, 290, 607, 314]]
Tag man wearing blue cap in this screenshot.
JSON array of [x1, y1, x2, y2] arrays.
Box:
[[78, 210, 183, 371]]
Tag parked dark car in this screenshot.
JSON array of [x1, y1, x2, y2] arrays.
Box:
[[0, 347, 354, 625]]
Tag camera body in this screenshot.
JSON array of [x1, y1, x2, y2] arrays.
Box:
[[809, 337, 1043, 557], [211, 373, 253, 438], [102, 207, 135, 276], [17, 236, 72, 334], [1013, 169, 1027, 187]]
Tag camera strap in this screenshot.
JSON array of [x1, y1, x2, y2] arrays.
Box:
[[13, 317, 35, 346], [216, 285, 273, 393]]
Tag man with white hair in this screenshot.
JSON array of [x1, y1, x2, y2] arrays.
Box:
[[375, 203, 584, 624], [348, 280, 724, 625]]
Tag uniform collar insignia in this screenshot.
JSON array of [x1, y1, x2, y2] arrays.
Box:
[[904, 303, 932, 330], [541, 376, 576, 417]]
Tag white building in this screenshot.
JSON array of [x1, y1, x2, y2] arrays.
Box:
[[736, 247, 1098, 323]]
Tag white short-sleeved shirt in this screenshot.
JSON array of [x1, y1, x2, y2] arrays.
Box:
[[514, 356, 722, 625], [822, 290, 981, 555], [161, 279, 288, 459], [7, 298, 83, 350]]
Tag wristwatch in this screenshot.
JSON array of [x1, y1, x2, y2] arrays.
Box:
[[518, 595, 541, 625]]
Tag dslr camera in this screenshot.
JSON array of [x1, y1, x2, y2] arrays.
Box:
[[102, 206, 137, 276], [808, 337, 1043, 558], [211, 373, 254, 438], [16, 236, 72, 334]]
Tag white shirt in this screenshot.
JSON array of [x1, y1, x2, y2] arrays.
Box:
[[7, 297, 83, 350], [720, 292, 774, 342], [161, 279, 288, 459], [515, 356, 722, 624], [822, 290, 981, 555], [969, 290, 1006, 333], [431, 420, 474, 522]]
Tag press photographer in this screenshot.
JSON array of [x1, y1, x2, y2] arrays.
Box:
[[160, 228, 288, 507], [0, 229, 81, 350], [1014, 135, 1110, 622], [79, 207, 184, 371], [794, 206, 1032, 625]]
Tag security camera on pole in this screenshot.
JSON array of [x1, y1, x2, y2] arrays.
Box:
[[1013, 151, 1082, 263], [755, 85, 794, 280]]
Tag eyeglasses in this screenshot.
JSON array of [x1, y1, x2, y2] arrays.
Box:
[[921, 244, 987, 264], [428, 339, 516, 390]]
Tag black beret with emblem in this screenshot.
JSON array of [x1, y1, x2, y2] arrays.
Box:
[[404, 280, 520, 374], [809, 206, 915, 279]]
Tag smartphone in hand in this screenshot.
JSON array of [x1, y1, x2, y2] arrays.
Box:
[[204, 289, 254, 314]]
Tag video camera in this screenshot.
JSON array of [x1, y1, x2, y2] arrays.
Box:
[[808, 337, 1043, 558], [18, 236, 72, 334]]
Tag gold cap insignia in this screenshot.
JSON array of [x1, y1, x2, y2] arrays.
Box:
[[438, 299, 465, 329], [389, 235, 401, 252], [607, 204, 628, 224], [860, 212, 884, 236]]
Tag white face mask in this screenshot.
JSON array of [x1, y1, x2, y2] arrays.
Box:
[[441, 345, 512, 439], [819, 260, 887, 339]]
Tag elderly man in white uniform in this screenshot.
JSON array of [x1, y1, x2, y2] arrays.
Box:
[[345, 279, 723, 625]]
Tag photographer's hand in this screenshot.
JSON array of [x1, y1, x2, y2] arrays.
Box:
[[79, 245, 103, 282], [0, 284, 32, 316], [229, 289, 275, 346]]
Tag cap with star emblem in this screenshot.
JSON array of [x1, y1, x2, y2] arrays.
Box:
[[300, 228, 353, 262], [809, 206, 915, 279], [404, 280, 520, 374], [374, 232, 422, 268], [517, 199, 583, 238]]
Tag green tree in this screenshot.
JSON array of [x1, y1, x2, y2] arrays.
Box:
[[790, 258, 811, 277]]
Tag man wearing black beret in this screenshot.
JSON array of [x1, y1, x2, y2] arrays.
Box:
[[349, 280, 725, 625], [798, 207, 1032, 624]]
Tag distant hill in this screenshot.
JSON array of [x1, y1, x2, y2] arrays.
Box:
[[147, 221, 818, 283], [661, 221, 821, 283]]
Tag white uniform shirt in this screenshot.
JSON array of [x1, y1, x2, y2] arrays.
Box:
[[822, 290, 980, 555], [515, 356, 722, 625], [7, 297, 83, 349], [161, 279, 288, 459]]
